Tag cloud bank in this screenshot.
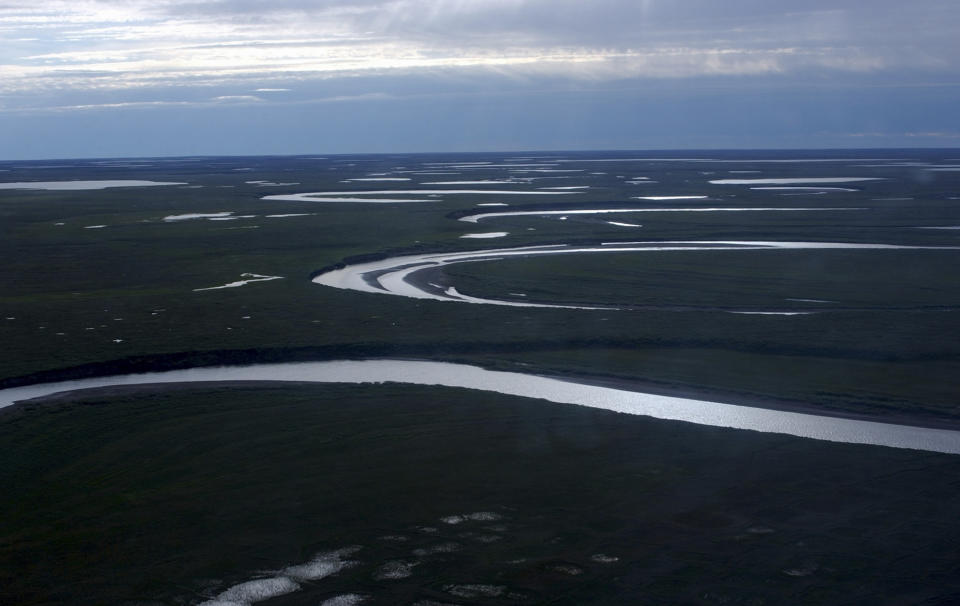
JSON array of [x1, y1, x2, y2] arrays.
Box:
[[2, 0, 957, 109], [0, 1, 957, 157]]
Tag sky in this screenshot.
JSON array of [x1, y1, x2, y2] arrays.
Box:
[[1, 0, 959, 159]]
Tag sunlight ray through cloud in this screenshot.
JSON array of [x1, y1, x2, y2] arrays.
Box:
[[2, 1, 958, 102], [1, 0, 958, 155]]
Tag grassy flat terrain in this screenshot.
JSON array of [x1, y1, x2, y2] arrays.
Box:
[[1, 150, 959, 604], [3, 383, 959, 605]]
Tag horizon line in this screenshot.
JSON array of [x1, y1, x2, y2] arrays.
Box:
[[2, 145, 960, 164]]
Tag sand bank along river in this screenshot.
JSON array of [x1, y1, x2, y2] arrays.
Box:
[[312, 240, 958, 310], [1, 360, 957, 454]]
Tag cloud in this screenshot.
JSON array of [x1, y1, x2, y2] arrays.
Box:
[[314, 92, 394, 103], [212, 94, 263, 102], [847, 131, 960, 139], [1, 90, 397, 114], [5, 100, 196, 113], [0, 0, 958, 127]]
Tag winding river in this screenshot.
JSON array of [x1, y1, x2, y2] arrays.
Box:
[[313, 240, 956, 310], [1, 359, 958, 454], [7, 176, 960, 460]]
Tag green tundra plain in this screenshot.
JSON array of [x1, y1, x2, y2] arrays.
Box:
[[2, 150, 959, 605]]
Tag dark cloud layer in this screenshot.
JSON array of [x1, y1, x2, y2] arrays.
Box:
[[0, 0, 957, 157], [155, 0, 960, 58]]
